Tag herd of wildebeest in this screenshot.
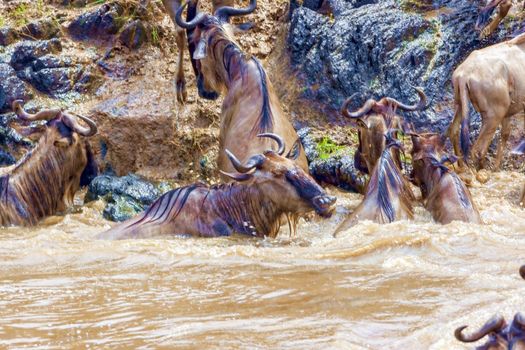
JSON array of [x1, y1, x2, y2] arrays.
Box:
[[1, 0, 525, 347]]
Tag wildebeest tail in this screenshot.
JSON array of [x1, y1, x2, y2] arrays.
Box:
[[476, 0, 502, 30], [457, 80, 471, 161]]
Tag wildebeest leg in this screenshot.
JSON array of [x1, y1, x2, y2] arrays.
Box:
[[495, 116, 511, 170], [161, 0, 187, 103], [471, 109, 505, 169], [481, 0, 512, 38], [449, 103, 466, 168]]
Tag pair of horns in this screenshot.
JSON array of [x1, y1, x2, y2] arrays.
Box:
[[176, 0, 257, 29], [12, 100, 97, 137], [341, 87, 427, 119], [220, 133, 285, 179], [455, 315, 507, 343]]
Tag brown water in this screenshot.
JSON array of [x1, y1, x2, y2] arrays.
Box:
[[1, 172, 525, 349]]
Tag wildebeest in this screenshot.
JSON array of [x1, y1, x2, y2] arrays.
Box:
[[476, 0, 522, 38], [161, 0, 253, 102], [0, 100, 98, 227], [448, 32, 525, 170], [511, 138, 525, 206], [341, 87, 427, 175], [410, 132, 482, 224], [98, 133, 336, 240], [175, 0, 309, 177], [334, 130, 415, 235]]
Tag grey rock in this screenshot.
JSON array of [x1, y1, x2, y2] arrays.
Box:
[[19, 19, 60, 41], [68, 2, 125, 41], [118, 20, 148, 50], [10, 39, 62, 70], [0, 63, 33, 111], [0, 27, 19, 46]]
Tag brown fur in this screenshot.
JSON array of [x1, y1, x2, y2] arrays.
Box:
[[449, 32, 525, 170], [161, 0, 235, 103], [0, 117, 95, 227], [334, 135, 415, 235], [99, 148, 335, 240], [410, 133, 482, 224], [187, 12, 309, 178]]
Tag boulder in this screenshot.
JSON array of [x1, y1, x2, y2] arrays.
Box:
[[19, 19, 60, 41], [118, 20, 148, 50], [0, 27, 19, 46], [10, 39, 62, 70], [68, 2, 125, 41], [287, 1, 522, 133], [0, 63, 33, 111]]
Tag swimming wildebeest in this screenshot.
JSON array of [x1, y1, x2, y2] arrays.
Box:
[[341, 87, 427, 175], [334, 130, 415, 235], [455, 267, 525, 349], [175, 0, 309, 178], [161, 0, 240, 102], [476, 0, 523, 38], [0, 100, 98, 226], [98, 133, 336, 240], [409, 132, 482, 224], [448, 32, 525, 171]]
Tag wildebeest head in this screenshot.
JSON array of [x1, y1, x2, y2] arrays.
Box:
[[341, 87, 427, 174], [221, 133, 336, 217], [11, 100, 98, 208], [409, 132, 450, 189], [176, 0, 256, 100]]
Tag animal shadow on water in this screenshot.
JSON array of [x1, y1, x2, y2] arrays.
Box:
[[454, 265, 525, 350], [98, 133, 336, 240], [333, 130, 415, 236]]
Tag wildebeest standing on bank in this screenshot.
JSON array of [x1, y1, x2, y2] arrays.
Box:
[[448, 32, 525, 171], [161, 0, 235, 103], [334, 131, 415, 235], [98, 134, 336, 240], [410, 132, 482, 224], [175, 0, 309, 178], [0, 101, 98, 227], [341, 87, 427, 175], [476, 0, 523, 39], [454, 266, 525, 349]]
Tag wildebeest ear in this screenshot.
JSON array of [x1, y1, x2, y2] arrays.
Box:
[[401, 120, 414, 134], [286, 138, 302, 160], [220, 170, 253, 182], [54, 137, 71, 148], [441, 154, 458, 165], [356, 118, 368, 129]]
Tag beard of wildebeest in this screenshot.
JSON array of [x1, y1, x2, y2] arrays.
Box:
[[410, 133, 482, 225], [175, 1, 309, 178], [98, 134, 336, 240], [0, 101, 97, 227]]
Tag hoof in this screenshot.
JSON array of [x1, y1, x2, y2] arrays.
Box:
[[475, 169, 490, 184]]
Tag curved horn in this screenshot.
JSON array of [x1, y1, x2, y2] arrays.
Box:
[[342, 97, 377, 119], [520, 265, 525, 280], [386, 87, 428, 112], [175, 1, 206, 30], [225, 149, 265, 173], [258, 133, 285, 155], [62, 112, 98, 137], [219, 170, 253, 182], [215, 0, 257, 23], [455, 315, 506, 343], [12, 100, 61, 122]]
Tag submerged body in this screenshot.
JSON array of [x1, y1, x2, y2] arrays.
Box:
[[410, 133, 482, 224], [449, 33, 525, 170], [0, 101, 97, 227], [334, 133, 414, 234], [99, 134, 335, 240]]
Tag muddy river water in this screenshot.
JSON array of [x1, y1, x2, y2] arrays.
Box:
[[1, 171, 524, 349]]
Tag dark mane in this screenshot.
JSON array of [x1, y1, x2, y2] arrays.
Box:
[[212, 31, 273, 135]]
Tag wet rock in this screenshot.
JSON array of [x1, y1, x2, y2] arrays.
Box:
[[10, 39, 62, 70], [0, 63, 33, 111], [19, 19, 60, 41], [118, 20, 148, 50], [287, 1, 521, 133], [299, 127, 365, 193], [0, 149, 15, 166], [0, 27, 19, 46], [68, 2, 125, 41], [29, 66, 83, 96], [85, 173, 161, 222]]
